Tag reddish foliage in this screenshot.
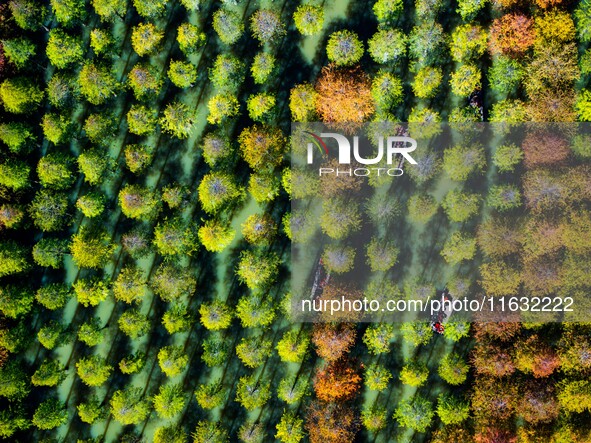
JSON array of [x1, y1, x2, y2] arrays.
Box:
[[314, 358, 361, 401], [472, 342, 516, 377], [522, 131, 569, 169], [473, 322, 521, 342], [489, 14, 535, 57], [305, 401, 359, 443], [514, 335, 560, 377], [474, 427, 517, 443], [516, 381, 559, 423]]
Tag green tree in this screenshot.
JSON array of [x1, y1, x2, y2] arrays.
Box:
[[373, 0, 403, 23], [32, 398, 68, 430], [409, 22, 446, 64], [489, 57, 524, 95], [154, 425, 188, 443], [132, 0, 168, 18], [41, 113, 71, 145], [441, 231, 476, 265], [236, 373, 270, 410], [119, 309, 150, 338], [371, 71, 403, 109], [361, 406, 387, 432], [407, 194, 438, 223], [195, 379, 225, 409], [236, 251, 280, 289], [78, 63, 118, 105], [438, 352, 468, 385], [78, 149, 110, 185], [368, 29, 406, 65], [366, 238, 399, 271], [412, 66, 442, 99], [70, 227, 114, 269], [437, 394, 470, 425], [127, 63, 162, 98], [250, 9, 285, 44], [113, 265, 146, 304], [31, 359, 66, 387], [241, 213, 277, 245], [160, 101, 194, 138], [365, 364, 392, 391], [8, 0, 45, 30], [119, 184, 160, 219], [363, 323, 395, 354], [400, 322, 432, 347], [393, 395, 434, 433], [238, 421, 265, 443], [150, 263, 196, 301], [153, 217, 197, 256], [0, 204, 24, 229], [78, 317, 105, 346], [2, 37, 36, 69], [321, 245, 355, 274], [442, 189, 480, 222], [493, 143, 523, 172], [37, 153, 75, 190], [236, 335, 272, 368], [239, 125, 285, 170], [92, 0, 126, 21], [46, 73, 77, 108], [236, 292, 276, 328], [247, 93, 276, 121], [29, 190, 69, 231], [276, 411, 304, 443], [162, 303, 191, 334], [119, 353, 145, 374], [251, 52, 275, 84], [76, 355, 113, 386], [293, 5, 324, 35], [198, 172, 243, 213], [0, 241, 29, 277], [77, 395, 106, 424], [153, 383, 185, 419], [198, 220, 235, 252], [76, 192, 106, 218], [276, 330, 309, 363], [121, 227, 151, 258], [488, 184, 521, 211], [326, 30, 364, 66], [400, 360, 429, 387], [199, 300, 232, 331], [73, 278, 110, 307], [38, 320, 68, 350], [0, 122, 34, 153], [33, 238, 68, 269], [248, 173, 280, 203], [124, 144, 153, 174], [46, 29, 83, 69], [450, 24, 487, 62], [50, 0, 85, 26], [457, 0, 486, 20], [158, 345, 188, 377], [168, 60, 197, 88], [450, 64, 481, 97], [193, 421, 229, 443], [0, 361, 29, 399], [35, 283, 70, 310], [0, 285, 33, 319], [207, 93, 240, 124], [90, 28, 114, 55], [0, 407, 30, 438], [126, 104, 157, 136], [202, 333, 229, 367], [213, 8, 244, 45], [0, 158, 28, 188], [443, 144, 486, 181], [558, 380, 591, 413], [110, 387, 150, 425], [277, 375, 308, 405], [0, 77, 43, 114], [177, 22, 205, 54], [289, 83, 317, 121], [210, 54, 244, 91], [320, 198, 362, 240], [84, 113, 114, 144]]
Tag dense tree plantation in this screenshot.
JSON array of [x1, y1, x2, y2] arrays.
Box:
[[0, 0, 590, 441]]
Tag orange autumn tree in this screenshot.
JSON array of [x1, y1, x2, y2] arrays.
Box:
[[314, 358, 361, 401], [305, 400, 359, 443], [312, 322, 356, 361], [315, 64, 375, 133], [489, 14, 535, 58]]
